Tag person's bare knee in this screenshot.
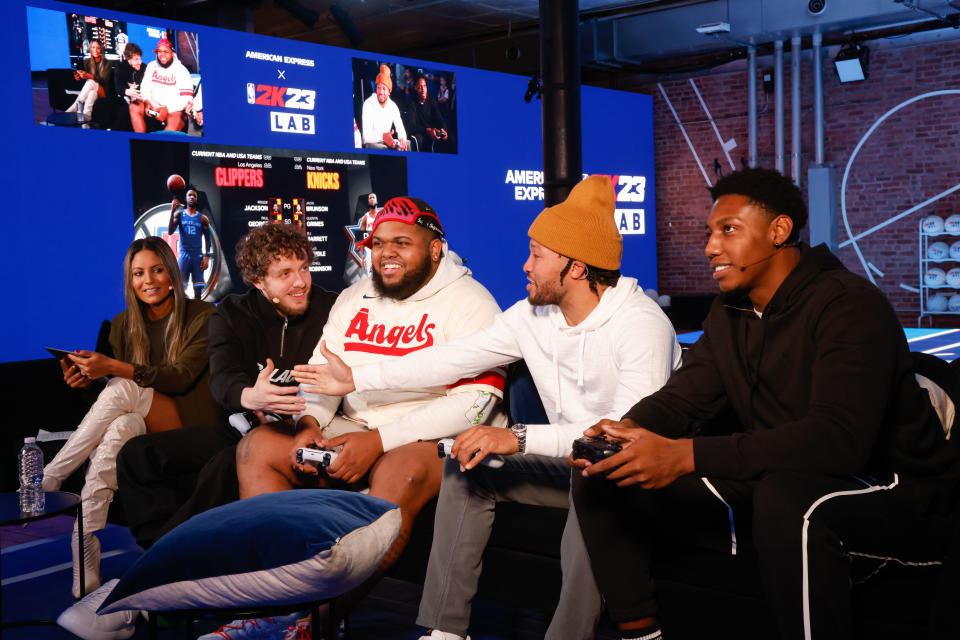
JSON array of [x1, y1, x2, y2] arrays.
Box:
[[369, 443, 442, 511], [129, 104, 145, 132], [236, 424, 298, 498], [165, 111, 185, 130]]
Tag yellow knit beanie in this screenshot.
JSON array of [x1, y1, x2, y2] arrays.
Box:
[[528, 175, 622, 270], [375, 64, 393, 93]]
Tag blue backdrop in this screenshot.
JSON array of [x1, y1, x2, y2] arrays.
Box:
[[2, 0, 655, 363]]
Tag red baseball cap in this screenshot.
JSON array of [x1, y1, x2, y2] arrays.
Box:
[[154, 38, 173, 52], [357, 196, 444, 248]]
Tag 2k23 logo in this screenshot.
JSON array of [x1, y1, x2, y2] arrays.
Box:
[[246, 83, 316, 110], [600, 174, 647, 235]]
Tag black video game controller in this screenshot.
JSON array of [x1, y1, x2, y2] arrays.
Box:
[[571, 436, 623, 463]]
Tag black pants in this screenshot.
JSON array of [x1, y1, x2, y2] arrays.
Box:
[[117, 423, 241, 549], [572, 470, 955, 640]]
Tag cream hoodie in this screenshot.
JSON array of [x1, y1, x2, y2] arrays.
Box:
[[301, 246, 506, 450], [355, 276, 682, 457]]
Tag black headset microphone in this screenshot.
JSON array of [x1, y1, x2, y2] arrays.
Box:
[[738, 241, 796, 272]]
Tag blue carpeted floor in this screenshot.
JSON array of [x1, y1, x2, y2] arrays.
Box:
[[2, 518, 615, 639]]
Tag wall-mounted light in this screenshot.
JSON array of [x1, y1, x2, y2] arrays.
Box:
[[834, 42, 869, 82], [524, 75, 542, 103]]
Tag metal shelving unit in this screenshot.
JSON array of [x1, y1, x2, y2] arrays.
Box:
[[918, 219, 960, 326]]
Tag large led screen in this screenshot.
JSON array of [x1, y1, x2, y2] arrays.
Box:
[[4, 0, 656, 362]]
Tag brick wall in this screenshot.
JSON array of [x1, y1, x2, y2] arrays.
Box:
[[637, 37, 960, 326]]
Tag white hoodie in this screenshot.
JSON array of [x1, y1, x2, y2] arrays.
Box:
[[355, 276, 682, 457], [141, 57, 194, 112], [301, 247, 506, 450]]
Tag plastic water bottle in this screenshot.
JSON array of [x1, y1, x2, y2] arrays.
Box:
[[76, 101, 84, 123], [18, 437, 45, 515]]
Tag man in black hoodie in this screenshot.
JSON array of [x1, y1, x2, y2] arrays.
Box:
[[117, 224, 337, 548], [112, 42, 146, 132], [571, 168, 960, 640]]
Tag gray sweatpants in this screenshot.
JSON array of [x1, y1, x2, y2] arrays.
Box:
[[417, 454, 602, 639]]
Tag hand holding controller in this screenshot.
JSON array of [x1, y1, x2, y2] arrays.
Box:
[[437, 438, 505, 469], [228, 410, 281, 435], [572, 435, 623, 464], [296, 447, 339, 468]]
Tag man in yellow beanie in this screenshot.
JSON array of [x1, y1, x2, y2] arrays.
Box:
[[361, 64, 408, 150], [294, 174, 682, 640]]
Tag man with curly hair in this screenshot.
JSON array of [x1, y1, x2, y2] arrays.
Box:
[[117, 224, 338, 549], [570, 167, 960, 640]]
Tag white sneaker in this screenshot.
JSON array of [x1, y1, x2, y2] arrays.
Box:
[[418, 631, 470, 640], [197, 612, 303, 640], [281, 615, 312, 640], [57, 579, 138, 640]]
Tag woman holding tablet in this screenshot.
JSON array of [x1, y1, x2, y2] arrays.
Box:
[[43, 236, 219, 597]]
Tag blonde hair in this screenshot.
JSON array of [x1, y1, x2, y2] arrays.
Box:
[[121, 237, 187, 366]]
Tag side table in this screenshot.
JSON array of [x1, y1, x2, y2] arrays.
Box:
[[1, 491, 85, 628], [45, 112, 89, 127]]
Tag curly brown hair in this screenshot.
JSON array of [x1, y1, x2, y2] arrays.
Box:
[[235, 224, 314, 285]]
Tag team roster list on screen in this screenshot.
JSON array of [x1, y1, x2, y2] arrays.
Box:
[[130, 140, 407, 299]]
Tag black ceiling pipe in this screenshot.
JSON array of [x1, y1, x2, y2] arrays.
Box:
[[539, 0, 581, 207]]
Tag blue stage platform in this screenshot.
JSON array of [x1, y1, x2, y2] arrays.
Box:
[[678, 328, 960, 363]]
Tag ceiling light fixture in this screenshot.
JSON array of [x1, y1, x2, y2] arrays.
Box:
[[695, 22, 731, 35]]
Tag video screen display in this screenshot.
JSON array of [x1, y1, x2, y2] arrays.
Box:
[[353, 57, 457, 154], [66, 13, 125, 63], [4, 0, 655, 363], [130, 140, 407, 299], [28, 6, 203, 135]]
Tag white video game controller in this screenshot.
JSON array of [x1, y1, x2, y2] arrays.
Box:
[[437, 438, 505, 469]]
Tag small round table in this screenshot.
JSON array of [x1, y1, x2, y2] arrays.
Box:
[[45, 112, 88, 127], [1, 491, 85, 627]]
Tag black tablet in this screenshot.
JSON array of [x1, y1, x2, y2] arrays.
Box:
[[45, 347, 83, 360]]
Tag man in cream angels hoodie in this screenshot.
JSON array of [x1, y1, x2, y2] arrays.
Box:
[[236, 196, 506, 579], [295, 175, 682, 640]]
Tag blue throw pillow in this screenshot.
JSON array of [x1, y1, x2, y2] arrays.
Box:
[[99, 490, 400, 613]]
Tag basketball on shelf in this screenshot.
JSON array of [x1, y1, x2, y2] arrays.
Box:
[[949, 294, 960, 312], [945, 214, 960, 235], [923, 215, 945, 235], [929, 293, 949, 312], [950, 241, 960, 260], [167, 174, 186, 192], [928, 241, 950, 260], [925, 267, 946, 286], [947, 268, 960, 288]]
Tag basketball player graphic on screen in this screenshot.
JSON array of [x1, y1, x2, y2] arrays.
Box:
[[167, 185, 211, 299], [359, 192, 379, 275], [292, 200, 306, 233], [270, 200, 284, 224]]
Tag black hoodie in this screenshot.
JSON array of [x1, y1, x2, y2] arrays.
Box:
[[625, 244, 960, 482], [207, 285, 338, 415]]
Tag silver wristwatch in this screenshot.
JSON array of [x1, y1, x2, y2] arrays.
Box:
[[509, 423, 527, 454]]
